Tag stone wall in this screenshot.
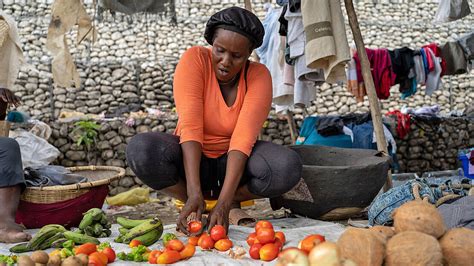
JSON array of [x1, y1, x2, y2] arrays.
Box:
[[46, 115, 473, 194], [2, 0, 473, 121]]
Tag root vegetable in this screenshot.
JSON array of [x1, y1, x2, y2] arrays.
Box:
[[439, 227, 474, 266], [17, 255, 34, 266], [368, 225, 395, 241], [385, 231, 442, 266], [393, 200, 446, 238], [75, 254, 89, 266], [47, 254, 62, 266], [276, 248, 309, 266], [30, 251, 49, 264], [60, 256, 82, 266], [337, 228, 385, 266], [308, 241, 341, 266]]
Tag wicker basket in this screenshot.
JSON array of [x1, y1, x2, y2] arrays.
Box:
[[21, 165, 125, 204]]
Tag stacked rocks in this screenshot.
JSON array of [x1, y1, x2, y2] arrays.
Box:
[[2, 0, 472, 121]]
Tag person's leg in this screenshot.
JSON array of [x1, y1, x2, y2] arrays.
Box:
[[233, 141, 303, 204], [0, 137, 31, 243], [126, 132, 187, 202]]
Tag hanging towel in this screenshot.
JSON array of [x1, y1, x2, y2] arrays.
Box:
[[301, 0, 350, 83], [413, 52, 426, 85], [441, 41, 468, 75], [425, 48, 443, 95], [0, 11, 24, 89]]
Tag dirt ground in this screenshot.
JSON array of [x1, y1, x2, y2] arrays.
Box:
[[105, 192, 291, 226]]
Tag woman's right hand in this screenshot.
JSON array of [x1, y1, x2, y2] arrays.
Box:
[[176, 193, 206, 236]]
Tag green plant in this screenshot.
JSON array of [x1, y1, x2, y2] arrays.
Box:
[[72, 120, 100, 152]]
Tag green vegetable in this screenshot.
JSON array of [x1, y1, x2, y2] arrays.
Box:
[[60, 248, 74, 258], [0, 255, 17, 266], [142, 252, 150, 261], [162, 232, 177, 246], [62, 239, 75, 249], [127, 253, 135, 261], [133, 253, 143, 262], [97, 242, 111, 251], [117, 252, 127, 261]]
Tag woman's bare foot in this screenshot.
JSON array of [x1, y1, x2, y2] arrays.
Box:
[[0, 221, 31, 243]]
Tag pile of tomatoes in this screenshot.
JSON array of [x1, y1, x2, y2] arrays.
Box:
[[187, 221, 234, 252], [246, 220, 286, 261]]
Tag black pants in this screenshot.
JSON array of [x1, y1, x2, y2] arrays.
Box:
[[0, 137, 24, 188], [126, 132, 302, 199]]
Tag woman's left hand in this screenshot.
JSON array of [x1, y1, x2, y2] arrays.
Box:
[[207, 200, 233, 233]]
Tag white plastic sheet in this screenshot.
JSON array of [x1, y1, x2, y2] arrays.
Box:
[[9, 129, 60, 168], [1, 218, 346, 265]]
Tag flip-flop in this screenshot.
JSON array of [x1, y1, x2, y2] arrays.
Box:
[[229, 208, 256, 227]]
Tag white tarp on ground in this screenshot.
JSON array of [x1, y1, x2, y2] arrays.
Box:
[[0, 218, 346, 265]]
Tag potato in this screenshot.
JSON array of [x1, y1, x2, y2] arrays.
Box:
[[337, 228, 385, 266], [17, 255, 35, 266], [439, 227, 474, 266], [60, 256, 82, 266], [74, 254, 89, 266], [393, 200, 446, 238], [385, 231, 442, 266], [47, 254, 62, 266], [369, 225, 395, 242], [30, 251, 49, 264]]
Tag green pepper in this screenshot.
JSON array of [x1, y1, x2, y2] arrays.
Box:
[[162, 233, 177, 246], [127, 252, 135, 261], [117, 252, 127, 261], [62, 240, 75, 249], [6, 257, 15, 265], [133, 253, 143, 262], [60, 248, 74, 258], [142, 252, 150, 261], [97, 242, 111, 251]]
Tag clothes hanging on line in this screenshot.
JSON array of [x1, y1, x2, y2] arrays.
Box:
[[0, 11, 24, 90], [433, 0, 471, 23]]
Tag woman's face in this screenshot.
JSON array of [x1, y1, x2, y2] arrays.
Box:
[[212, 28, 252, 83]]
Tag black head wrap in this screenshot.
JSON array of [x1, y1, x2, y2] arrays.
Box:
[[204, 7, 265, 49]]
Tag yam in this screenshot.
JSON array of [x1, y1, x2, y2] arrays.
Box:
[[337, 228, 385, 266], [385, 231, 442, 266], [369, 225, 395, 242], [393, 200, 446, 238], [439, 227, 474, 266]]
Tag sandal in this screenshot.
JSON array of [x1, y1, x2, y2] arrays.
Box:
[[229, 208, 256, 227]]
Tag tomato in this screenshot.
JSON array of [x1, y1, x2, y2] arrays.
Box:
[[274, 238, 283, 251], [101, 247, 116, 263], [157, 250, 181, 264], [166, 239, 185, 252], [187, 221, 202, 234], [180, 244, 196, 260], [197, 233, 215, 250], [74, 243, 97, 255], [88, 255, 105, 266], [89, 252, 108, 265], [249, 243, 262, 260], [246, 232, 257, 246], [214, 239, 233, 252], [298, 234, 326, 254], [210, 225, 227, 241], [275, 231, 286, 244], [259, 243, 279, 261], [188, 236, 199, 246], [256, 228, 275, 245], [148, 250, 162, 264], [129, 239, 142, 248], [255, 220, 273, 232]]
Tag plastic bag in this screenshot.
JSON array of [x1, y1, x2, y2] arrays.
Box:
[[106, 187, 150, 206], [9, 129, 60, 168], [434, 0, 471, 23]]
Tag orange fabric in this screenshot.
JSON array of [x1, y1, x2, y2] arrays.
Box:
[[173, 46, 272, 158]]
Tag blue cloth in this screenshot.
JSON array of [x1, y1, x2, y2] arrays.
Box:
[[296, 117, 353, 148], [420, 48, 429, 77], [400, 77, 417, 99], [255, 7, 281, 66], [276, 0, 288, 6]]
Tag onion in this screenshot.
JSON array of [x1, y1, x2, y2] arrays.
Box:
[[308, 241, 341, 266]]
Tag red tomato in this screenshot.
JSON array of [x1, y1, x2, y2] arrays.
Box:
[[74, 242, 97, 255], [148, 250, 162, 264], [180, 244, 196, 260], [129, 239, 142, 248], [210, 225, 227, 241], [298, 234, 326, 254], [187, 221, 202, 234], [89, 252, 108, 266], [214, 239, 233, 252], [249, 243, 263, 260], [259, 243, 279, 261], [166, 239, 185, 252], [101, 247, 116, 263], [275, 231, 286, 244], [274, 238, 283, 251], [256, 228, 275, 245], [198, 233, 215, 250], [246, 232, 257, 246], [255, 220, 273, 232], [157, 250, 181, 264], [188, 236, 199, 246], [88, 255, 105, 266]]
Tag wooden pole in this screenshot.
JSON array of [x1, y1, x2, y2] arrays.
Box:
[[344, 0, 392, 191], [244, 0, 252, 11]]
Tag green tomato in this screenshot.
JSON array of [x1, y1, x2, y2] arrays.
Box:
[[162, 233, 177, 246]]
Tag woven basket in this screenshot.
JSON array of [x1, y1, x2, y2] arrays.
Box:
[[21, 165, 125, 204]]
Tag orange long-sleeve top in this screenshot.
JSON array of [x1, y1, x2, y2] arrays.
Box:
[[173, 46, 272, 158]]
